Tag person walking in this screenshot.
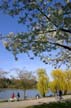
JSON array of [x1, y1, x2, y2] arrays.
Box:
[[17, 92, 20, 101], [59, 90, 62, 100]]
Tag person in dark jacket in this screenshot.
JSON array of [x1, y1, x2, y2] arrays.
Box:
[[59, 90, 62, 100], [17, 92, 20, 101]]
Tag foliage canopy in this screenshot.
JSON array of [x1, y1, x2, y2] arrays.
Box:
[[0, 0, 71, 67]]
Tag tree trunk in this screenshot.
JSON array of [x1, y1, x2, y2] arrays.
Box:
[[64, 90, 67, 95], [24, 90, 26, 99], [42, 93, 45, 97]]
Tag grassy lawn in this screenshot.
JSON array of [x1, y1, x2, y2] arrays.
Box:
[[27, 100, 71, 108]]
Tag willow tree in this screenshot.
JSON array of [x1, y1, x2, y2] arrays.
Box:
[[37, 68, 48, 97], [48, 80, 58, 93], [64, 70, 71, 92], [51, 69, 65, 91], [0, 0, 71, 67]]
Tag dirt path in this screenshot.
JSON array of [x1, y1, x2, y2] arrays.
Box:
[[0, 95, 71, 108]]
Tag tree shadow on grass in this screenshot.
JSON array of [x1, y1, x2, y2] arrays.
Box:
[[27, 100, 71, 108]]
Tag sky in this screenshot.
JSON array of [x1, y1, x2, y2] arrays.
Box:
[[0, 0, 69, 80], [0, 12, 56, 80], [2, 5, 70, 80]]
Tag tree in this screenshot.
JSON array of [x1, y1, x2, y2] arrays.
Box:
[[15, 68, 36, 99], [0, 69, 8, 78], [37, 68, 48, 97], [64, 70, 71, 92], [0, 0, 71, 67], [48, 81, 58, 93], [51, 69, 71, 94], [51, 69, 65, 91], [0, 69, 8, 88]]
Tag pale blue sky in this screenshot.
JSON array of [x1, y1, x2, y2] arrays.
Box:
[[1, 12, 67, 80], [0, 13, 55, 80]]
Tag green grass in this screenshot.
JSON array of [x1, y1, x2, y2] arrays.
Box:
[[27, 100, 71, 108]]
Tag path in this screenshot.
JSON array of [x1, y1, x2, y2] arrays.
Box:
[[0, 95, 71, 108]]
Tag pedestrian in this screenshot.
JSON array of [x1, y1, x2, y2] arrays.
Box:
[[11, 92, 15, 99], [36, 94, 40, 99], [59, 90, 62, 100], [17, 92, 20, 101]]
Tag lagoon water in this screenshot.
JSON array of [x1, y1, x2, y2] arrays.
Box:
[[0, 89, 53, 100]]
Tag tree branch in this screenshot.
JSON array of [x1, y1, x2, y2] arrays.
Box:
[[51, 42, 71, 50], [60, 28, 71, 33], [0, 35, 71, 51], [35, 40, 71, 51], [36, 5, 58, 28], [36, 5, 71, 34]]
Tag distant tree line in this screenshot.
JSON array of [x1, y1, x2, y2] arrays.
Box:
[[0, 77, 37, 89], [0, 69, 37, 89]]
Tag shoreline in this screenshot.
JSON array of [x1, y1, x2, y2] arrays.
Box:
[[0, 94, 71, 102], [0, 95, 71, 108]]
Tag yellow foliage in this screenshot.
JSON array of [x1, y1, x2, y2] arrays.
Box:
[[51, 69, 66, 91], [48, 81, 57, 93], [64, 70, 71, 91], [51, 69, 71, 93], [37, 68, 49, 97]]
